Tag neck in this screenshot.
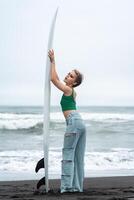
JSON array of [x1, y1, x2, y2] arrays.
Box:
[[66, 84, 73, 88]]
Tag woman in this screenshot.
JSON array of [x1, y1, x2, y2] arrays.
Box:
[[48, 49, 86, 193]]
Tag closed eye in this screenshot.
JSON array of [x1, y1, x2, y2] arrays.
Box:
[[70, 75, 74, 78], [68, 73, 74, 78]]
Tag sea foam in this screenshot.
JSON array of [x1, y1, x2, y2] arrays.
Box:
[[0, 112, 134, 130]]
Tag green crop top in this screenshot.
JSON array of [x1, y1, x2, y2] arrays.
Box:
[[60, 88, 77, 111]]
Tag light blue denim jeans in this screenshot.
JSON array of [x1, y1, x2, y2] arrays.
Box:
[[60, 111, 86, 193]]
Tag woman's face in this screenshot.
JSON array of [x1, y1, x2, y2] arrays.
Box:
[[64, 70, 77, 86]]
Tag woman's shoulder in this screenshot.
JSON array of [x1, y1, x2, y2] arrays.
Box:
[[63, 87, 72, 96], [63, 87, 77, 98]]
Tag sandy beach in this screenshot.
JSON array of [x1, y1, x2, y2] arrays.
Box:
[[0, 176, 134, 200]]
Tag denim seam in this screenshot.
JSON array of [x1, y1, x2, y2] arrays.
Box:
[[65, 132, 77, 137], [61, 160, 72, 163], [61, 174, 71, 177], [62, 147, 74, 150]]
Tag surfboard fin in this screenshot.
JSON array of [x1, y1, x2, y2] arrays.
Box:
[[35, 158, 44, 173], [36, 176, 45, 189]]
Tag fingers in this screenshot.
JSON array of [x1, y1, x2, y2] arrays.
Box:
[[48, 49, 54, 55], [48, 49, 55, 63], [48, 50, 54, 59]]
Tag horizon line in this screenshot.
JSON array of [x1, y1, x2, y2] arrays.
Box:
[[0, 105, 134, 107]]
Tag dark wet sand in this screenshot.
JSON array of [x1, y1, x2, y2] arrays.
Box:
[[0, 176, 134, 200]]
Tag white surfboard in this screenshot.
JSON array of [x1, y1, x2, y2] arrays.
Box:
[[43, 8, 58, 193]]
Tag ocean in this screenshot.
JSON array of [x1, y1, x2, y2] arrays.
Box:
[[0, 105, 134, 181]]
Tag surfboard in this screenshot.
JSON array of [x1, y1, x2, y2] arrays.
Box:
[[35, 8, 58, 193]]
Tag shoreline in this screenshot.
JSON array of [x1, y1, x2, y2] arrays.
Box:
[[1, 169, 134, 182], [0, 176, 134, 200]]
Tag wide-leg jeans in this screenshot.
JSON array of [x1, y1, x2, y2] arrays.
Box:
[[60, 111, 86, 193]]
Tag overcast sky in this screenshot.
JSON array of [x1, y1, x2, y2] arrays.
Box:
[[0, 0, 134, 106]]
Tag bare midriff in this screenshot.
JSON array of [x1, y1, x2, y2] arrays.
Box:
[[63, 109, 77, 119]]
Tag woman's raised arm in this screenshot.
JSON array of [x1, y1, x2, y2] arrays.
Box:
[[48, 49, 71, 94]]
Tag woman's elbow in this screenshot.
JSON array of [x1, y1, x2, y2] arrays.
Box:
[[51, 77, 56, 83], [51, 76, 59, 82]]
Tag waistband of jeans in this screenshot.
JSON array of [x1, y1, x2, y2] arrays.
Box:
[[65, 111, 81, 122]]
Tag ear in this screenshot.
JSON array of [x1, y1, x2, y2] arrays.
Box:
[[73, 82, 77, 86]]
